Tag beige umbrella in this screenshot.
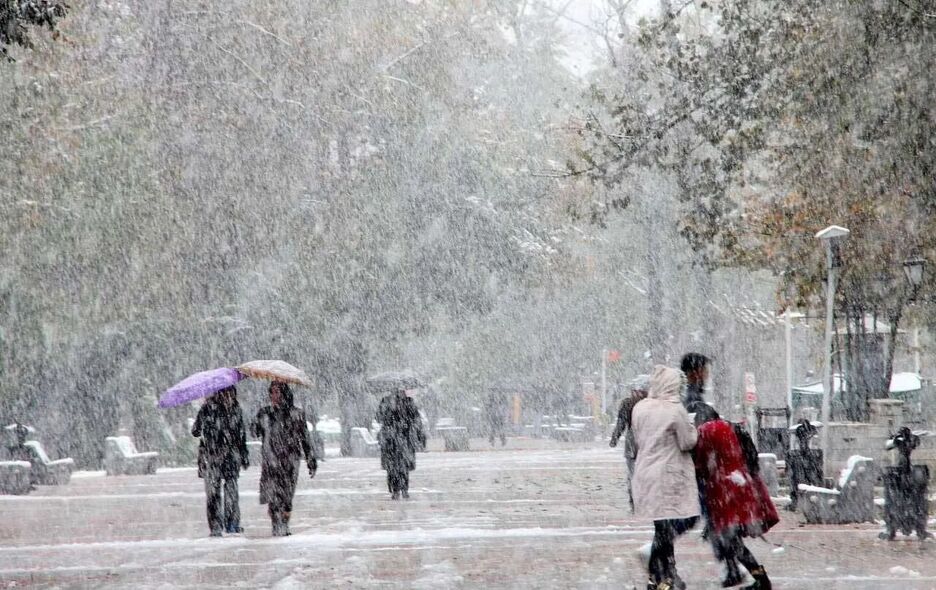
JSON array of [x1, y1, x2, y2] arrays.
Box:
[[236, 360, 313, 388]]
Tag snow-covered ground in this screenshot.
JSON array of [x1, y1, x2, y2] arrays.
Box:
[[1, 439, 934, 589]]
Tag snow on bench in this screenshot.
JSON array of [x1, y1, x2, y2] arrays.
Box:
[[0, 460, 32, 495], [104, 436, 158, 476], [23, 441, 74, 485], [799, 455, 874, 524], [350, 427, 380, 457], [436, 427, 470, 452]]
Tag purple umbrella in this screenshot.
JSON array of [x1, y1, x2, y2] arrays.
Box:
[[157, 368, 244, 408]]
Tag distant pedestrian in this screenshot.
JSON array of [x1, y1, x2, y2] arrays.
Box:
[[632, 365, 700, 590], [693, 405, 777, 589], [483, 392, 508, 447], [680, 352, 711, 414], [192, 387, 248, 537], [252, 381, 317, 536], [609, 374, 650, 513], [376, 389, 426, 499]]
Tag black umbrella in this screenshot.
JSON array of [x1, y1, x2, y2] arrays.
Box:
[[367, 370, 424, 391]]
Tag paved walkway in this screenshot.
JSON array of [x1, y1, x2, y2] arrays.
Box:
[[1, 438, 934, 589]]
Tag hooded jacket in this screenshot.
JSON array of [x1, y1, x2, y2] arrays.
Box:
[[631, 365, 701, 521]]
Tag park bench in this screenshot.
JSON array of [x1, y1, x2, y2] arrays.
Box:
[[551, 426, 590, 443], [24, 441, 74, 485], [798, 455, 875, 524], [436, 426, 470, 451], [569, 416, 597, 437], [0, 461, 32, 494], [104, 436, 158, 476], [350, 427, 380, 457]]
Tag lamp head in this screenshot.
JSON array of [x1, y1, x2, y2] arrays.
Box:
[[815, 225, 850, 241]]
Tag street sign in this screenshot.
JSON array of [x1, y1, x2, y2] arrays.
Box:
[[744, 372, 758, 405]]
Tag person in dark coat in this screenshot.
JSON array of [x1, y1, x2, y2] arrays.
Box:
[[609, 374, 650, 513], [192, 387, 248, 537], [252, 381, 317, 536], [483, 392, 508, 447], [693, 405, 777, 589], [376, 389, 426, 499], [680, 352, 710, 414]]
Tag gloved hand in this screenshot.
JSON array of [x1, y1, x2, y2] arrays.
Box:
[[241, 459, 249, 470], [609, 438, 617, 448], [308, 457, 317, 479]]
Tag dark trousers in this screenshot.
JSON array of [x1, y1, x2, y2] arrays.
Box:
[[204, 472, 240, 533], [387, 467, 410, 495], [650, 517, 698, 583], [714, 527, 761, 577]]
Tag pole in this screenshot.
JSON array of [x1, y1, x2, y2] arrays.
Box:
[[785, 308, 794, 431], [820, 245, 836, 460], [600, 349, 608, 414], [913, 326, 921, 375]]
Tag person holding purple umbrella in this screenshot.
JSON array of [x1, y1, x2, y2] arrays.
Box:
[[192, 386, 249, 537]]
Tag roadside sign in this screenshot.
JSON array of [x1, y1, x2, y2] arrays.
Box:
[[744, 372, 758, 405]]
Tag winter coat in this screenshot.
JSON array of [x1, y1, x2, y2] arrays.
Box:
[[610, 392, 645, 460], [693, 419, 779, 535], [682, 382, 707, 414], [631, 365, 700, 521], [376, 393, 426, 473], [252, 404, 314, 506], [192, 401, 248, 480]]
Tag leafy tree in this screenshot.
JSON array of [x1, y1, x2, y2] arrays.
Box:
[[1, 0, 68, 60], [576, 0, 936, 419]]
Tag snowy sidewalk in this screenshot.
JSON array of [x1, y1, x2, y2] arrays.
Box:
[[1, 439, 934, 589]]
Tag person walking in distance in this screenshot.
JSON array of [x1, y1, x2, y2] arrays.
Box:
[[376, 388, 426, 499], [192, 386, 249, 537], [484, 391, 508, 447], [252, 381, 317, 536], [631, 366, 700, 590], [609, 374, 650, 513]]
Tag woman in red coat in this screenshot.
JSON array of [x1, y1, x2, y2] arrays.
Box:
[[694, 406, 778, 589]]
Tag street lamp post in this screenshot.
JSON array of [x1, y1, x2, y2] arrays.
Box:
[[783, 309, 805, 434], [600, 349, 608, 414], [902, 258, 926, 374], [816, 225, 850, 458]]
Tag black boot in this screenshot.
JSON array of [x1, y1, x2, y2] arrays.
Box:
[[744, 567, 771, 590], [722, 558, 745, 587], [271, 511, 284, 536], [672, 572, 686, 590], [281, 512, 292, 536]]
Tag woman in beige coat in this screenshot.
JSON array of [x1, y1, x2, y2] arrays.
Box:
[[632, 365, 700, 590]]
